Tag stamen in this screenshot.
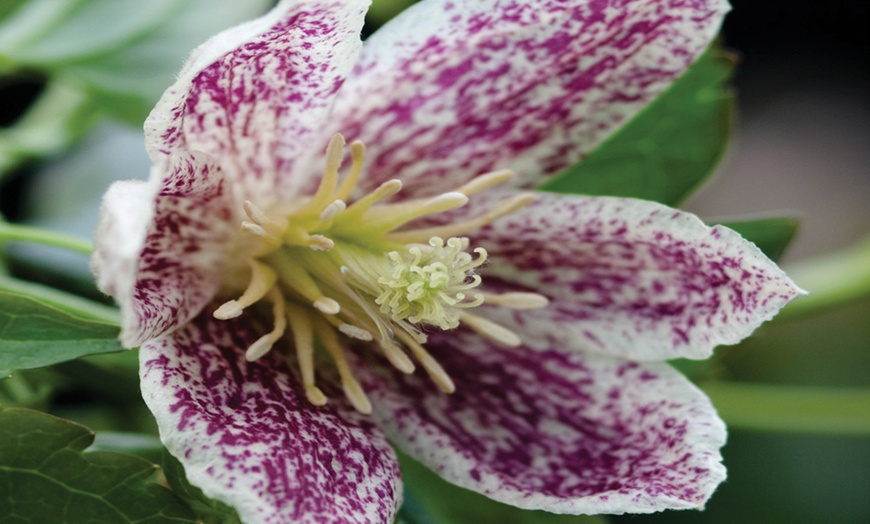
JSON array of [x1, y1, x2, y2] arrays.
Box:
[[243, 200, 285, 237], [339, 323, 374, 341], [459, 312, 521, 347], [308, 234, 334, 251], [386, 193, 536, 244], [269, 252, 342, 316], [335, 179, 403, 224], [300, 133, 346, 215], [355, 192, 469, 234], [319, 199, 347, 222], [314, 297, 341, 315], [286, 302, 327, 406], [482, 291, 550, 309], [244, 287, 287, 361], [334, 140, 365, 201], [313, 316, 372, 414], [380, 342, 415, 374], [214, 260, 278, 319], [455, 169, 514, 196], [393, 330, 455, 393], [241, 222, 283, 252]]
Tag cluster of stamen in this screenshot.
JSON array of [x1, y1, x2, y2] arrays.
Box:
[[214, 133, 548, 413]]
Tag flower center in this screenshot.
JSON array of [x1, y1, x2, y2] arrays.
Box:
[[214, 133, 548, 413]]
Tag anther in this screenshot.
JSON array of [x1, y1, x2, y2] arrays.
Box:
[[314, 317, 372, 414], [320, 199, 347, 221], [459, 312, 521, 347], [386, 193, 536, 243], [339, 323, 374, 341], [308, 234, 334, 251], [455, 169, 514, 196], [214, 260, 278, 319], [394, 330, 455, 393], [380, 342, 416, 374], [334, 140, 366, 201], [482, 291, 550, 309], [286, 302, 327, 407], [314, 297, 341, 315], [244, 287, 287, 361]]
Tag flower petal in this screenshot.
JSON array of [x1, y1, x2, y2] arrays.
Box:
[[471, 191, 805, 360], [141, 313, 401, 524], [145, 0, 369, 201], [92, 162, 236, 347], [356, 330, 726, 514], [332, 0, 730, 197]]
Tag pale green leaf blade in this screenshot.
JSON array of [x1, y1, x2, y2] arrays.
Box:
[[540, 48, 735, 205], [0, 289, 123, 373]]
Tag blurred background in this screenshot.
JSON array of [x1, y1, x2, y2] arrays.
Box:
[[1, 1, 867, 523]]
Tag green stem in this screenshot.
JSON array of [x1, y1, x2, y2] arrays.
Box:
[[780, 236, 870, 319], [700, 381, 870, 436], [0, 274, 119, 325], [0, 222, 92, 254]]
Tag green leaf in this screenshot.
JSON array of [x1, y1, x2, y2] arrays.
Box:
[[717, 217, 799, 262], [0, 0, 273, 125], [777, 235, 870, 319], [0, 407, 196, 522], [700, 381, 870, 435], [398, 451, 608, 524], [0, 289, 123, 374], [162, 450, 242, 524], [540, 47, 735, 205]]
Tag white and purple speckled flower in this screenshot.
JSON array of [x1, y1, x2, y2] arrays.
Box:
[[92, 1, 803, 523]]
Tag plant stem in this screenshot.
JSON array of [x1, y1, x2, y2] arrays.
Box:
[[0, 222, 92, 254]]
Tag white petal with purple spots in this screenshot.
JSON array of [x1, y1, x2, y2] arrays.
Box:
[[141, 313, 401, 524], [356, 329, 726, 514], [146, 0, 369, 203], [470, 191, 805, 360], [331, 0, 730, 198]]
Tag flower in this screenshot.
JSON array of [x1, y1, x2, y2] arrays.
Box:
[[92, 0, 803, 523]]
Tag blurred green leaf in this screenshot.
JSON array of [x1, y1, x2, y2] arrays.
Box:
[[0, 81, 99, 180], [0, 0, 27, 23], [0, 0, 273, 125], [701, 381, 870, 435], [162, 450, 242, 524], [717, 217, 799, 262], [0, 407, 196, 522], [0, 289, 123, 374], [778, 236, 870, 319], [398, 451, 608, 524], [540, 48, 734, 205]]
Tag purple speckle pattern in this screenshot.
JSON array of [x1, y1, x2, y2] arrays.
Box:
[[356, 328, 726, 513], [464, 191, 804, 360], [156, 0, 368, 201], [330, 0, 731, 198], [141, 312, 401, 524], [92, 154, 237, 347]]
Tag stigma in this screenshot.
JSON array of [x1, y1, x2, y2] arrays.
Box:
[[214, 133, 548, 413]]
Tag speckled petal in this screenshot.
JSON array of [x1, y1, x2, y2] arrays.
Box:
[[92, 156, 236, 347], [141, 313, 401, 524], [469, 191, 804, 360], [145, 0, 369, 202], [332, 0, 730, 197], [356, 330, 726, 514]]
